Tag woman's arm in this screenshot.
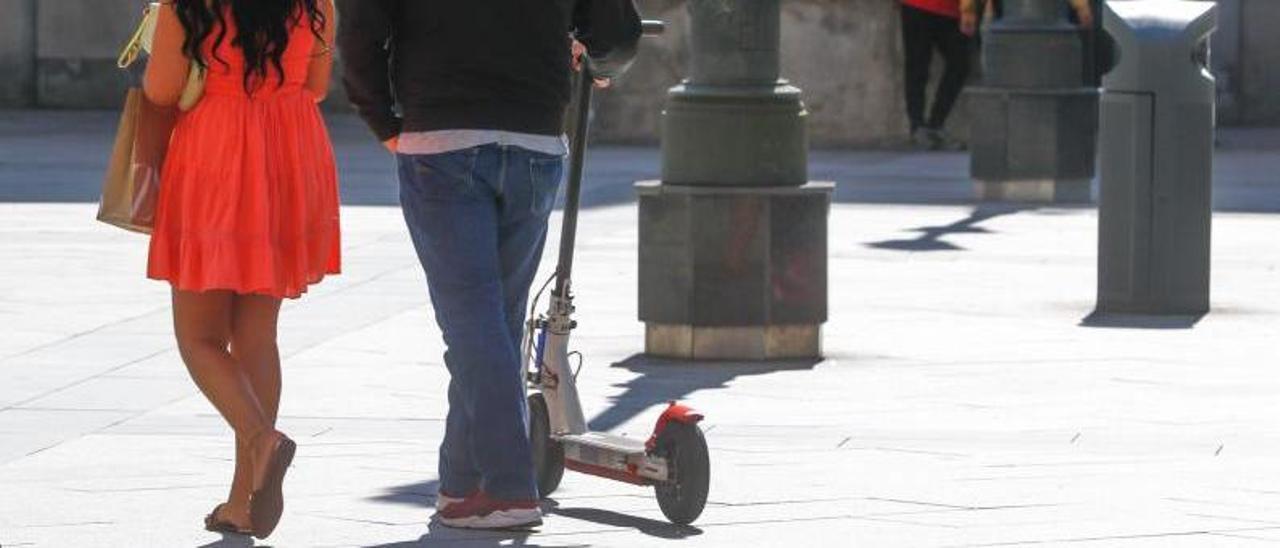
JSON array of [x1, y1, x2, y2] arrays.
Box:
[[304, 0, 338, 102], [143, 3, 191, 107]]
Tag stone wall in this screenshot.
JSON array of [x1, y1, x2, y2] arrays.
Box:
[[0, 0, 971, 147], [1235, 0, 1280, 125], [25, 1, 348, 109], [34, 0, 140, 108], [0, 0, 37, 106]]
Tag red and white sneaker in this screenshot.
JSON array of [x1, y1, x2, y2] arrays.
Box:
[[436, 491, 542, 530], [434, 490, 474, 512]]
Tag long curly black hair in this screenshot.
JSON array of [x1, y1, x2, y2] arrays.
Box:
[[172, 0, 326, 92]]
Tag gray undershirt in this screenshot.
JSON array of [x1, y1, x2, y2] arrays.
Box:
[[397, 130, 568, 157]]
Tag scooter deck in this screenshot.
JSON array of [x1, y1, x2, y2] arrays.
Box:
[[559, 431, 647, 457], [559, 431, 668, 485]]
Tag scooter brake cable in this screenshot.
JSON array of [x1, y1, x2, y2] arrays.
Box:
[[568, 351, 584, 379], [527, 272, 556, 320]]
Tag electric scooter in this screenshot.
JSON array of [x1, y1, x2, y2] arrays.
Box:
[[523, 20, 711, 526]]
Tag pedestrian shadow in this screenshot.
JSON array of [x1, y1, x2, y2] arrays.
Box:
[[541, 498, 702, 540], [366, 480, 545, 547], [589, 354, 822, 433], [366, 355, 815, 539], [363, 520, 545, 548], [369, 479, 442, 508], [865, 204, 1033, 252], [364, 480, 701, 544], [196, 533, 257, 548], [1079, 310, 1206, 330]]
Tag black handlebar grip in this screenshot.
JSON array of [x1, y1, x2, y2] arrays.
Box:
[[641, 20, 665, 37]]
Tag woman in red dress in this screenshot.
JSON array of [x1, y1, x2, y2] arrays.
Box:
[[143, 0, 339, 538]]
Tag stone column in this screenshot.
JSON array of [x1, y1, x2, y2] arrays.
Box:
[[968, 0, 1099, 203], [637, 0, 832, 361], [0, 0, 37, 106]]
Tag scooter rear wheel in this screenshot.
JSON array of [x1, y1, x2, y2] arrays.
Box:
[[527, 392, 565, 497], [653, 422, 710, 525]]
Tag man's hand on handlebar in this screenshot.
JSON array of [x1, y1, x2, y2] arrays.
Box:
[[572, 40, 613, 89]]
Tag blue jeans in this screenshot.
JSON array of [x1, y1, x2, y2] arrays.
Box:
[[397, 144, 565, 501]]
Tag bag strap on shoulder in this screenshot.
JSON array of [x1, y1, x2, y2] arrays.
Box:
[[118, 4, 159, 69]]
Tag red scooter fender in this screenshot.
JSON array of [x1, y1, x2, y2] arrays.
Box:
[[645, 401, 705, 453]]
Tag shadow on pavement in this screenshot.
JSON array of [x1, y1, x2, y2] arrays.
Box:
[[542, 498, 702, 540], [363, 521, 544, 548], [369, 479, 441, 508], [589, 354, 822, 433], [865, 204, 1034, 252], [366, 481, 554, 547], [369, 354, 815, 521], [1079, 311, 1206, 330], [196, 533, 257, 548], [365, 479, 701, 543]]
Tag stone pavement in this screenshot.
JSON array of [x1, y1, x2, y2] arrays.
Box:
[[1, 111, 1280, 547]]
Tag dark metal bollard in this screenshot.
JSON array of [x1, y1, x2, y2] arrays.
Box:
[[1096, 1, 1218, 315], [637, 0, 832, 360], [968, 0, 1099, 203]]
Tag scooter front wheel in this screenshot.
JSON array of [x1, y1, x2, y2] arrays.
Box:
[[527, 392, 565, 497], [653, 422, 710, 525]]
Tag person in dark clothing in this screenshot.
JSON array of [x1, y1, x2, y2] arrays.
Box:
[[899, 0, 974, 150], [336, 0, 641, 530]]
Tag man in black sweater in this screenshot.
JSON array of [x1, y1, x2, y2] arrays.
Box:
[[337, 0, 641, 530]]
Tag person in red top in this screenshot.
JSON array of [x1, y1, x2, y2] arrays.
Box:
[[899, 0, 975, 150]]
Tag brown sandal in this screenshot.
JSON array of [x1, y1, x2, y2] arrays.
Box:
[[249, 432, 296, 540], [204, 503, 253, 535]]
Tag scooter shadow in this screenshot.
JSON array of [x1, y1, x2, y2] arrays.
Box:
[[591, 354, 822, 433], [542, 498, 702, 540], [362, 521, 544, 548]]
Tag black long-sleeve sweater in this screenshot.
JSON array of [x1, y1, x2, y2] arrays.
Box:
[[336, 0, 642, 142]]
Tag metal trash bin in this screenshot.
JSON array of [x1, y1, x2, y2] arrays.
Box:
[[1097, 0, 1217, 315]]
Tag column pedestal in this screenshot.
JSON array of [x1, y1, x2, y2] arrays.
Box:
[[968, 0, 1099, 204], [969, 87, 1098, 204], [637, 0, 829, 361], [637, 181, 831, 360]]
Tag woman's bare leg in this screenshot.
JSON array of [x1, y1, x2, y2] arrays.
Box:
[[226, 294, 284, 519], [171, 289, 276, 528]]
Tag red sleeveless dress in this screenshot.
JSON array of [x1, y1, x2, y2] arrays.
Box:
[[147, 17, 341, 299]]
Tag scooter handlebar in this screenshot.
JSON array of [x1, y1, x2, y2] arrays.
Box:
[[641, 20, 665, 37]]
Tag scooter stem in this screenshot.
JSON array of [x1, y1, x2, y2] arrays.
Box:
[[553, 64, 595, 299], [537, 21, 666, 437], [535, 65, 597, 437]]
